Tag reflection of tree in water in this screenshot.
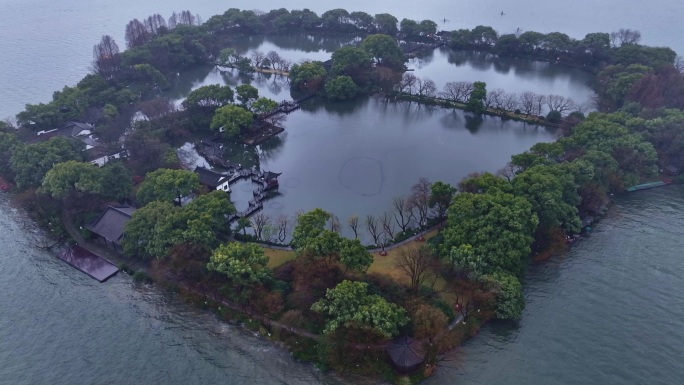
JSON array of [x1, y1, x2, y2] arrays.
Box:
[[220, 69, 251, 87], [439, 110, 464, 130], [409, 49, 436, 69], [266, 75, 288, 95], [221, 142, 258, 168], [321, 96, 367, 116], [444, 48, 592, 85], [258, 133, 286, 162], [229, 34, 360, 55], [296, 96, 367, 117], [464, 113, 484, 133], [164, 65, 215, 100]]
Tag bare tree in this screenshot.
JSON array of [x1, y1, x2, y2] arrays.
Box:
[[610, 28, 641, 47], [496, 162, 520, 182], [144, 14, 167, 36], [410, 177, 431, 227], [381, 211, 396, 240], [263, 225, 277, 242], [93, 35, 122, 80], [518, 91, 536, 115], [396, 245, 436, 291], [179, 10, 198, 26], [251, 213, 271, 240], [137, 98, 176, 120], [440, 81, 474, 103], [169, 10, 199, 29], [546, 94, 575, 115], [276, 214, 289, 243], [502, 92, 519, 111], [266, 51, 283, 71], [533, 93, 546, 116], [329, 214, 341, 233], [483, 89, 496, 109], [250, 50, 266, 68], [574, 100, 592, 115], [392, 197, 412, 233], [264, 111, 287, 129], [487, 88, 505, 109], [415, 77, 437, 98], [365, 215, 381, 245], [125, 19, 150, 48], [279, 59, 292, 72], [398, 73, 417, 94], [348, 214, 360, 239], [675, 56, 684, 74]]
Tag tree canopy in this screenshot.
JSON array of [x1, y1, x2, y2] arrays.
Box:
[[207, 242, 271, 286], [440, 191, 538, 277], [330, 46, 372, 79], [10, 137, 83, 190], [183, 84, 234, 110], [325, 76, 359, 101], [210, 105, 254, 138], [291, 208, 331, 249], [123, 191, 234, 259], [361, 34, 406, 70], [40, 161, 132, 200], [136, 168, 200, 205], [289, 61, 327, 93], [311, 280, 408, 338]]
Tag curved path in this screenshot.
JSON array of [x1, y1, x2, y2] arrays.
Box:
[[62, 211, 462, 354], [258, 223, 443, 253]]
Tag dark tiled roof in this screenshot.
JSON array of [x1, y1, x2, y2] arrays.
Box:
[[88, 206, 136, 245], [387, 336, 425, 371], [262, 171, 281, 181], [65, 121, 94, 136], [194, 166, 228, 188]]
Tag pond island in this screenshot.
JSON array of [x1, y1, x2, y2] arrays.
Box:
[[3, 7, 683, 384]]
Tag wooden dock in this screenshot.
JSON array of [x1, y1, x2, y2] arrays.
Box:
[[57, 245, 119, 282]]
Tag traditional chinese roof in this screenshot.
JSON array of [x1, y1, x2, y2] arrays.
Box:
[[262, 171, 282, 181], [87, 206, 136, 245], [194, 166, 229, 188], [386, 336, 426, 372]]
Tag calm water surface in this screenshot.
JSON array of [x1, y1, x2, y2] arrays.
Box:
[[2, 0, 682, 118], [2, 1, 684, 384]]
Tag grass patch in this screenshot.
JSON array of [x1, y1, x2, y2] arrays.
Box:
[[367, 229, 439, 283], [263, 247, 296, 269]]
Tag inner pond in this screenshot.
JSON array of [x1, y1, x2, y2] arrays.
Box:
[[168, 35, 593, 241]]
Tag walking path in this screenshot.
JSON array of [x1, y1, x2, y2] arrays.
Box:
[[62, 211, 465, 353], [257, 223, 442, 253]]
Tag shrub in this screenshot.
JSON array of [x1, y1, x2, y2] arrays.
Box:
[[132, 271, 153, 283], [546, 110, 562, 123], [432, 299, 455, 322]]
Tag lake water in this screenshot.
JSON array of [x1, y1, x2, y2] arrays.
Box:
[[2, 1, 684, 384], [410, 48, 596, 105]]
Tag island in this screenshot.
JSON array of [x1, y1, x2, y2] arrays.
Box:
[[1, 6, 683, 384]]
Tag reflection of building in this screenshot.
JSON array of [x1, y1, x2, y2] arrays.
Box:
[[87, 206, 136, 252], [194, 166, 231, 192]]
